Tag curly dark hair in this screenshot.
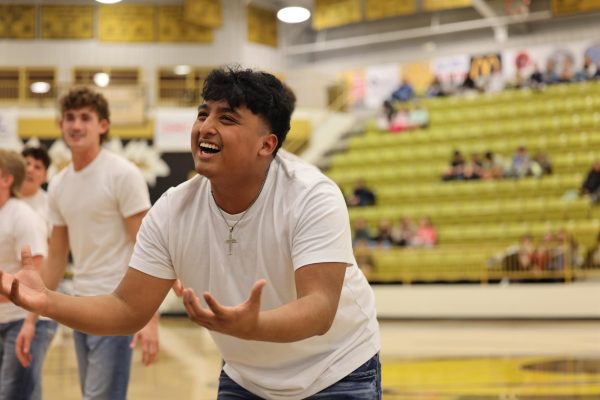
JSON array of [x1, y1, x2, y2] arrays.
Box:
[[201, 66, 295, 155], [59, 86, 110, 142], [22, 146, 51, 170]]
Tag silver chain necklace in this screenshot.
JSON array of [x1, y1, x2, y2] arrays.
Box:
[[212, 163, 271, 255]]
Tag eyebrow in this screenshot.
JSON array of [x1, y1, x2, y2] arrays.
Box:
[[197, 103, 242, 118]]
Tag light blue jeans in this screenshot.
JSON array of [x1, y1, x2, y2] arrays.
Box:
[[30, 320, 58, 400], [72, 331, 133, 400], [217, 353, 382, 399]]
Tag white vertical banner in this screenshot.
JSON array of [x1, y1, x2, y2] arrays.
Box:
[[0, 108, 21, 150], [154, 108, 196, 152], [431, 55, 470, 87], [365, 64, 400, 109]]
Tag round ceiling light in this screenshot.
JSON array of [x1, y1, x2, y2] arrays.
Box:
[[95, 0, 123, 4], [30, 81, 51, 94], [93, 72, 110, 87], [277, 7, 310, 24], [174, 65, 191, 75]]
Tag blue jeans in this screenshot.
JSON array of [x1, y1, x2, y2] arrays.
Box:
[[0, 319, 30, 400], [30, 320, 58, 400], [217, 353, 382, 399], [72, 331, 132, 400]]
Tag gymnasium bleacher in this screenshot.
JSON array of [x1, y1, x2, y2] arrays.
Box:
[[326, 80, 600, 284]]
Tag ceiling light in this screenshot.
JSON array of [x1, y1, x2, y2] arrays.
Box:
[[277, 6, 310, 24], [174, 65, 191, 75], [95, 0, 123, 4], [30, 81, 50, 94], [93, 72, 110, 87]]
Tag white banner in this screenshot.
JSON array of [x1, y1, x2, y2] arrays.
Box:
[[154, 108, 196, 152], [365, 64, 400, 109], [0, 108, 21, 150]]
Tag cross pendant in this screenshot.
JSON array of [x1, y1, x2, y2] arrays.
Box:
[[225, 228, 237, 255]]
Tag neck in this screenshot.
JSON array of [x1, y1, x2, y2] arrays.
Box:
[[211, 161, 271, 214], [20, 185, 38, 198], [72, 146, 101, 171]]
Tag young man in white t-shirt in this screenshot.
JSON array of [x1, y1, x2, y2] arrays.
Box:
[[37, 87, 158, 400], [17, 146, 57, 400], [0, 149, 48, 400], [1, 68, 381, 400]]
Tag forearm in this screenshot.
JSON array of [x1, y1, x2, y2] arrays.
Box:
[[252, 293, 338, 343], [45, 291, 149, 335]]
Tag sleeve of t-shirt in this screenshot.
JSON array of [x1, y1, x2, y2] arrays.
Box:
[[47, 176, 66, 227], [291, 179, 356, 270], [129, 193, 176, 280], [115, 164, 151, 218], [14, 204, 48, 259]]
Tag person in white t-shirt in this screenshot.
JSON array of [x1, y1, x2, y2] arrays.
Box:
[[0, 149, 47, 400], [16, 146, 57, 400], [29, 87, 158, 400], [0, 68, 381, 400]]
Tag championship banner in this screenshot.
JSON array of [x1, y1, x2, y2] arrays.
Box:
[[469, 53, 502, 80], [99, 4, 155, 43], [313, 0, 361, 30], [0, 5, 35, 39], [551, 0, 600, 15], [422, 0, 472, 11], [41, 6, 93, 39], [154, 108, 196, 152], [157, 6, 213, 43], [184, 0, 222, 28], [247, 5, 278, 48], [365, 0, 417, 21]]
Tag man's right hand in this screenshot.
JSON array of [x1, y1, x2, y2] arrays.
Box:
[[0, 246, 50, 315]]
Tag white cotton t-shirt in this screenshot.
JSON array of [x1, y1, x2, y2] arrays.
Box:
[[130, 150, 380, 400], [22, 189, 51, 239], [0, 198, 47, 323], [48, 149, 150, 296]]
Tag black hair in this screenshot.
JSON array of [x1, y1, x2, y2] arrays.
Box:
[[22, 146, 51, 170], [201, 66, 295, 155]]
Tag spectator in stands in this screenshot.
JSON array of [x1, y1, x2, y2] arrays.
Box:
[[354, 240, 375, 275], [580, 160, 600, 203], [481, 150, 505, 179], [442, 150, 466, 181], [352, 218, 373, 245], [485, 65, 505, 93], [517, 234, 536, 270], [531, 232, 554, 271], [585, 232, 600, 268], [574, 56, 599, 81], [390, 216, 415, 247], [553, 229, 581, 269], [508, 146, 531, 178], [426, 76, 445, 97], [559, 57, 575, 83], [391, 79, 415, 103], [389, 106, 410, 133], [544, 59, 560, 84], [412, 217, 437, 247], [408, 103, 430, 130], [531, 151, 553, 177], [528, 64, 545, 89], [372, 218, 394, 248], [463, 153, 484, 180], [347, 179, 376, 207]]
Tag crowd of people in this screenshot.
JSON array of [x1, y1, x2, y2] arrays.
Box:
[[442, 147, 552, 181], [352, 216, 438, 249]]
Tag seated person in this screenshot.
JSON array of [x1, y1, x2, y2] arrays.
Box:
[[481, 150, 505, 179], [347, 179, 376, 207], [580, 160, 600, 203], [391, 79, 415, 103], [442, 150, 466, 181], [412, 217, 437, 247], [408, 104, 429, 130], [372, 218, 394, 248], [390, 216, 415, 247], [463, 153, 484, 180], [352, 218, 373, 245], [531, 151, 553, 177], [508, 146, 531, 178]]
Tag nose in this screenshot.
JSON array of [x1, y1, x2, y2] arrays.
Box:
[[196, 115, 218, 137]]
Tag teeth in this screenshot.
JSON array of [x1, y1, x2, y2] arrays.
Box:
[[199, 142, 220, 151]]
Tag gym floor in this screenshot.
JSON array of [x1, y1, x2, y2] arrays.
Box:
[[43, 318, 600, 399]]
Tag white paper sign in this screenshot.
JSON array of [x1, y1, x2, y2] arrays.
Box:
[[154, 108, 196, 152]]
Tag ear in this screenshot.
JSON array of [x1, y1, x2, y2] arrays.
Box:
[[259, 133, 278, 157], [99, 119, 109, 135]]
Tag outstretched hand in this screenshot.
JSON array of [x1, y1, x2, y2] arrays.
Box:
[[130, 315, 159, 366], [0, 247, 49, 315], [182, 279, 266, 340]]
